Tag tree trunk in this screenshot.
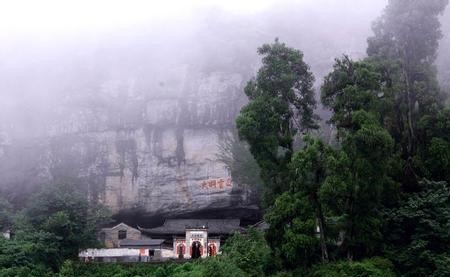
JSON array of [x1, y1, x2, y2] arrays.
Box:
[[312, 193, 329, 263], [401, 48, 416, 159]]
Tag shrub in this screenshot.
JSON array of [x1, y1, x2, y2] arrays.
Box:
[[310, 258, 396, 277], [202, 256, 248, 277], [221, 228, 272, 276]]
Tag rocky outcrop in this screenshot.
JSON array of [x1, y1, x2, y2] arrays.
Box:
[[0, 68, 261, 223]]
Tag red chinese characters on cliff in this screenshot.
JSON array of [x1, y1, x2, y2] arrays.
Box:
[[200, 177, 233, 189]]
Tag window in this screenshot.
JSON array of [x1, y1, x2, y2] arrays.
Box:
[[118, 230, 127, 240]]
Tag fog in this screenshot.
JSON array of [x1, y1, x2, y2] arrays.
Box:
[[0, 0, 449, 204], [0, 0, 397, 140]]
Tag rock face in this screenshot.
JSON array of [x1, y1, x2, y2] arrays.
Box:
[[0, 67, 261, 223], [0, 2, 406, 223]]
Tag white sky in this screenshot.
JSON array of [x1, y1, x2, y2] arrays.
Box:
[[0, 0, 276, 39], [0, 0, 388, 40]]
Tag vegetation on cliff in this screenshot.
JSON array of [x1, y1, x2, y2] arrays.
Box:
[[1, 0, 450, 276]]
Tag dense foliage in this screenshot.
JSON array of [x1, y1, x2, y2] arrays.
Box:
[[0, 0, 449, 276], [0, 182, 111, 276], [236, 38, 319, 205], [0, 228, 397, 277], [384, 180, 450, 277], [235, 0, 450, 276]]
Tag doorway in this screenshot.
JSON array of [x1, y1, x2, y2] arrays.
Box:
[[191, 241, 202, 259], [208, 244, 217, 257]]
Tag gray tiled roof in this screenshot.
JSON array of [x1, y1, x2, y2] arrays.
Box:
[[139, 219, 244, 235], [119, 239, 165, 247], [102, 223, 139, 232]]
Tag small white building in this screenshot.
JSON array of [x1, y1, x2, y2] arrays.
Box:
[[78, 238, 165, 262], [79, 222, 165, 262], [79, 247, 162, 262], [173, 228, 220, 259]]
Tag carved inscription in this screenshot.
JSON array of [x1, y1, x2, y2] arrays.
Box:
[[200, 177, 233, 189]]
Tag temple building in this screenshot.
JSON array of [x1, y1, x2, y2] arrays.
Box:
[[139, 219, 245, 259], [79, 219, 244, 262], [80, 223, 165, 262], [99, 223, 143, 248]]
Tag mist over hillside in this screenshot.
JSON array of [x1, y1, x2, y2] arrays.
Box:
[[0, 0, 391, 140], [2, 1, 450, 276], [0, 0, 448, 221]]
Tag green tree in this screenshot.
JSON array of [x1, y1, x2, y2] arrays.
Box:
[[265, 191, 320, 268], [384, 180, 450, 277], [323, 0, 449, 192], [202, 257, 248, 277], [321, 56, 387, 133], [321, 111, 396, 260], [236, 39, 319, 204], [265, 137, 335, 267], [221, 228, 272, 277], [416, 108, 450, 182], [289, 137, 332, 263], [25, 183, 110, 267], [367, 0, 448, 161], [0, 230, 60, 272]]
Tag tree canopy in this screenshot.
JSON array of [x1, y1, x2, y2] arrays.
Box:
[[237, 39, 319, 205]]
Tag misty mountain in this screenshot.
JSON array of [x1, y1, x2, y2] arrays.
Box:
[[0, 0, 448, 223]]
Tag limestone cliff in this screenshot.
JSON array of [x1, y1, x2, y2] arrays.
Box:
[[0, 68, 261, 223]]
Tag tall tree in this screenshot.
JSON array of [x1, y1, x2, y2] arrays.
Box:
[[237, 39, 319, 204], [265, 190, 321, 268], [290, 137, 331, 263], [367, 0, 449, 160], [265, 137, 332, 267], [321, 56, 388, 133], [321, 111, 395, 260], [323, 0, 449, 190]]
